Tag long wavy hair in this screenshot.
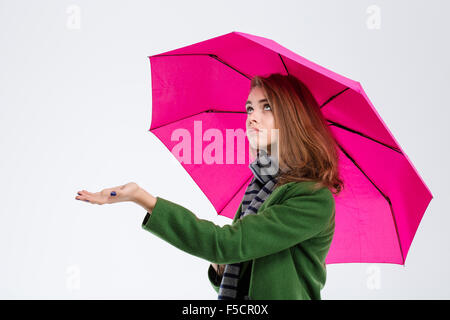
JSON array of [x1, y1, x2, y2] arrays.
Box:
[[250, 73, 344, 196]]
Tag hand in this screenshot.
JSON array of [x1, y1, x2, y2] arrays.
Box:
[[211, 263, 225, 276], [75, 182, 140, 205]]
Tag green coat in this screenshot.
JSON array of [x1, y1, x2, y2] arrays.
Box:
[[141, 180, 335, 300]]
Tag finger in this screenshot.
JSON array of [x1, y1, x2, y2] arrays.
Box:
[[75, 195, 90, 202]]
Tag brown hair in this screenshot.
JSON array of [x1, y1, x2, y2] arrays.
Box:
[[250, 73, 344, 196]]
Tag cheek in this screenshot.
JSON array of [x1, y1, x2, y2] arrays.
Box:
[[265, 117, 277, 142], [264, 115, 275, 130]]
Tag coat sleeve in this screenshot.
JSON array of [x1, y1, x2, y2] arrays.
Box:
[[141, 187, 335, 265]]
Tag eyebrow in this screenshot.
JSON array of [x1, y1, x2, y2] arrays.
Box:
[[246, 98, 268, 106]]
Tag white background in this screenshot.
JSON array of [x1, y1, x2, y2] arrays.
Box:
[[0, 0, 447, 299]]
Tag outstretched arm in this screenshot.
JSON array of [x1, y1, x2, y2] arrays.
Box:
[[140, 187, 335, 265], [75, 182, 335, 265]]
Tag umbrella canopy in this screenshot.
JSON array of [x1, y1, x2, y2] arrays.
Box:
[[147, 31, 433, 265]]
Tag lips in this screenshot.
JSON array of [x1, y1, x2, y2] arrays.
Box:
[[248, 128, 260, 135]]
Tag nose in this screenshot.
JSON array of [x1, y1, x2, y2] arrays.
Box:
[[247, 117, 259, 129]]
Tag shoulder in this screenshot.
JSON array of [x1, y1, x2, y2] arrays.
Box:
[[253, 180, 335, 218], [274, 181, 335, 210], [277, 181, 333, 197]]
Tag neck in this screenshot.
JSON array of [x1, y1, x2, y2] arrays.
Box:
[[255, 145, 289, 173]]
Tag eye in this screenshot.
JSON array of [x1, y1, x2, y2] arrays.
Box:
[[246, 106, 253, 114], [264, 104, 272, 111]]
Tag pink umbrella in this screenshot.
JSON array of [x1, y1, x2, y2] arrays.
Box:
[[147, 31, 433, 266]]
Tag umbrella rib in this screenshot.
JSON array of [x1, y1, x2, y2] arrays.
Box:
[[320, 87, 350, 109], [319, 86, 402, 154], [150, 53, 252, 80], [208, 54, 252, 80], [205, 110, 246, 113], [336, 142, 405, 265], [150, 109, 210, 131], [327, 120, 402, 154], [278, 54, 289, 75], [217, 173, 253, 217]]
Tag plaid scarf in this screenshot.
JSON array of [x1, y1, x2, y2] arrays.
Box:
[[217, 149, 281, 300]]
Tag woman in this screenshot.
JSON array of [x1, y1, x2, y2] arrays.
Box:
[[75, 73, 343, 300]]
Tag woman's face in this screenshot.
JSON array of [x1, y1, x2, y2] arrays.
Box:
[[245, 86, 277, 152]]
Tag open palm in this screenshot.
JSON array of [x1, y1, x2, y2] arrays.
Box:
[[75, 182, 139, 205]]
